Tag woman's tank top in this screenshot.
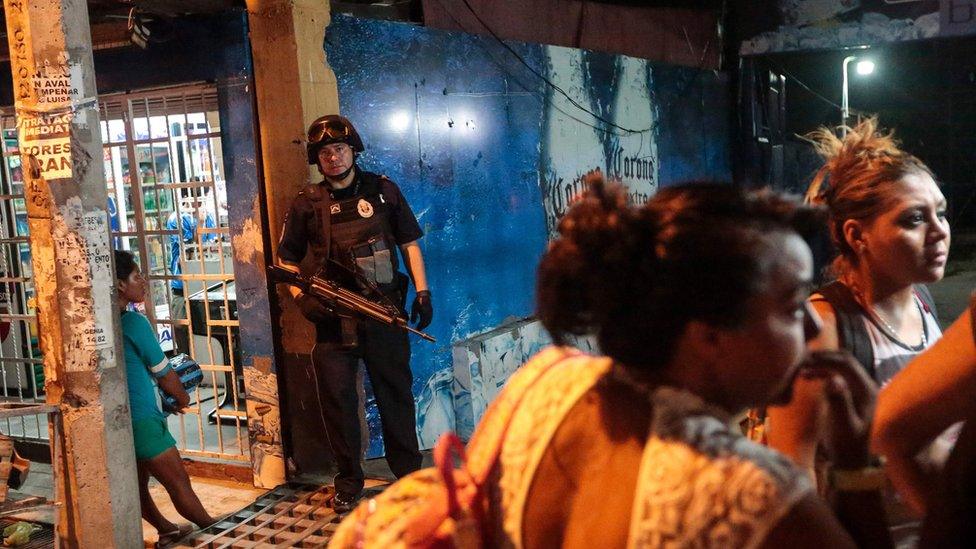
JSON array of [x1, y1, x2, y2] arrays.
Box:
[[860, 296, 942, 387]]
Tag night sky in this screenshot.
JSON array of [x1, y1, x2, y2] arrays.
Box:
[[752, 36, 976, 225]]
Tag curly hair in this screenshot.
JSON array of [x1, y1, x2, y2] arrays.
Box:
[[536, 175, 822, 373], [804, 117, 933, 276]]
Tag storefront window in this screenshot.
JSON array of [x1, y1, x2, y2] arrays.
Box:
[[0, 84, 247, 461]]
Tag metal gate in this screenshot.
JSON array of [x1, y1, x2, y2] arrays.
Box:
[[0, 83, 248, 463]]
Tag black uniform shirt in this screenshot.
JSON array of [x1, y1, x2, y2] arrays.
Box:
[[278, 171, 423, 265]]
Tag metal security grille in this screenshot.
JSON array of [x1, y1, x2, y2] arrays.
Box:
[[175, 483, 343, 548], [0, 83, 248, 463], [0, 116, 50, 442]]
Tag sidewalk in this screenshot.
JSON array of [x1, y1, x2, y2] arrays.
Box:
[[8, 462, 266, 547], [142, 470, 266, 547]]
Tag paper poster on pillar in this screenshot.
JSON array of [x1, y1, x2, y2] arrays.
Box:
[[53, 201, 115, 371], [33, 72, 79, 108], [18, 112, 72, 180], [28, 58, 84, 109], [16, 59, 80, 180], [81, 212, 115, 352]]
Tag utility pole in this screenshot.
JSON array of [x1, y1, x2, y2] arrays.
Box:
[[2, 1, 142, 547]]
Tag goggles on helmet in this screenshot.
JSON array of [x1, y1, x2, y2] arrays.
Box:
[[310, 119, 352, 145]]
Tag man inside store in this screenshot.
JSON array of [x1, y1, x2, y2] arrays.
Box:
[[167, 195, 217, 354], [277, 114, 433, 513]]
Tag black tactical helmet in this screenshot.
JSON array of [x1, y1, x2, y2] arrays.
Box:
[[307, 115, 364, 165]]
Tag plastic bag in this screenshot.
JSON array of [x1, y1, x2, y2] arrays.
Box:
[[3, 521, 40, 546]]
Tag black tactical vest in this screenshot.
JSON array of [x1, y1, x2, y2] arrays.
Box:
[[304, 173, 399, 292]]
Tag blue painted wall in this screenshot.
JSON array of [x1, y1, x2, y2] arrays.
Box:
[[326, 15, 731, 457]]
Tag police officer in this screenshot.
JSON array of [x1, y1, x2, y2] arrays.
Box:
[[277, 115, 432, 512]]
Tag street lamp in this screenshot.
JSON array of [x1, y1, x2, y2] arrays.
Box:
[[841, 55, 876, 135], [856, 60, 875, 76]]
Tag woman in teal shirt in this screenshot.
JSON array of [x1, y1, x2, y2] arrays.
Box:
[[116, 250, 213, 545]]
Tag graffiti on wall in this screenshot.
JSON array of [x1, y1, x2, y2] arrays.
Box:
[[539, 46, 657, 237], [324, 15, 730, 460]]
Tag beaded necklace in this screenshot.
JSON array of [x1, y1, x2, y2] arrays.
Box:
[[863, 293, 928, 348]]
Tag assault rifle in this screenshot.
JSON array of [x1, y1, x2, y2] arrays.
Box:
[[269, 265, 436, 343]]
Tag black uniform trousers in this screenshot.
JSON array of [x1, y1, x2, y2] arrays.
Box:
[[311, 318, 422, 496]]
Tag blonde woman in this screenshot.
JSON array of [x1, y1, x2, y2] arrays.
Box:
[[768, 118, 950, 525]]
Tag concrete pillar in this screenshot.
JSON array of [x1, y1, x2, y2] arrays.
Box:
[[244, 0, 340, 487], [1, 1, 142, 547], [247, 0, 339, 250]]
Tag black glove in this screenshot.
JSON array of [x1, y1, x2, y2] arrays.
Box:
[[411, 290, 433, 330], [296, 291, 331, 323]]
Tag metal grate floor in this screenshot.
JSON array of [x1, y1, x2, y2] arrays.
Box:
[[172, 483, 345, 548], [0, 518, 54, 549]]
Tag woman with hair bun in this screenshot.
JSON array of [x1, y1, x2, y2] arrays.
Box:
[[476, 177, 887, 547], [767, 118, 950, 521]]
